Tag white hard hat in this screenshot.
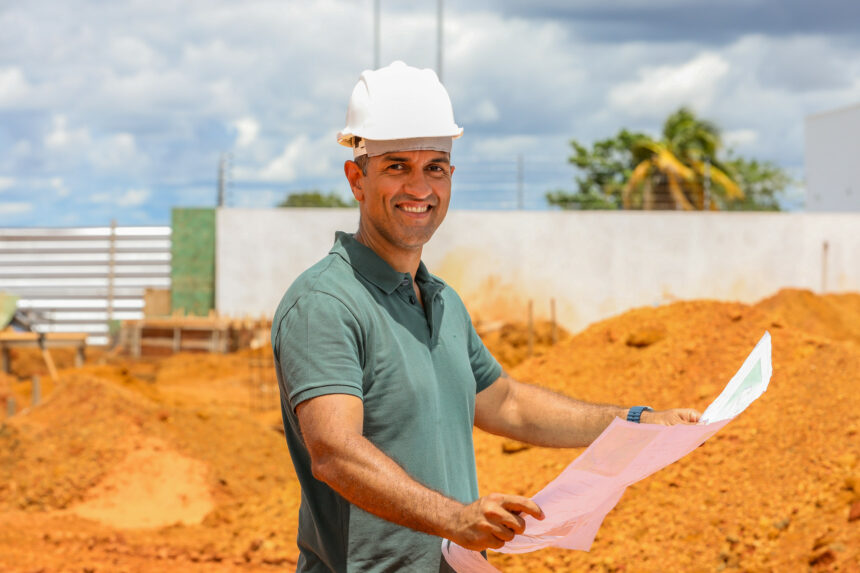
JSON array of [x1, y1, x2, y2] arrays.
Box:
[[337, 61, 463, 153]]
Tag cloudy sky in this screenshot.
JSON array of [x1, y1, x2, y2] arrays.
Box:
[[2, 0, 860, 226]]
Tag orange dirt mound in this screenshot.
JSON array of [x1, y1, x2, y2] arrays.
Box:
[[0, 288, 857, 572], [0, 364, 301, 570], [480, 320, 570, 370], [70, 437, 214, 529], [757, 288, 860, 343], [477, 290, 860, 572]]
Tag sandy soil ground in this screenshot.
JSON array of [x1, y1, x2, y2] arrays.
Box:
[[1, 288, 858, 572]]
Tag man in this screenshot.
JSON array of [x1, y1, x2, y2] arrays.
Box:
[[272, 61, 700, 572]]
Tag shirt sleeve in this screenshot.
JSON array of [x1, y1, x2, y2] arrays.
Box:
[[274, 290, 364, 412], [466, 318, 503, 393]]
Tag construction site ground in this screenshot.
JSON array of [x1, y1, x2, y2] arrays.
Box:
[[1, 288, 859, 572]]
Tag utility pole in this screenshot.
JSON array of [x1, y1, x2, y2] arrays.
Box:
[[107, 219, 116, 323], [217, 153, 232, 207], [437, 0, 443, 82], [373, 0, 381, 69], [516, 153, 524, 210], [703, 158, 711, 210], [217, 154, 226, 207]]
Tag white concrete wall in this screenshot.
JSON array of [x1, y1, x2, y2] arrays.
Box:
[[805, 103, 860, 212], [216, 208, 860, 333]]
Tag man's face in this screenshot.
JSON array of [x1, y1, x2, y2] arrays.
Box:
[[346, 149, 453, 253]]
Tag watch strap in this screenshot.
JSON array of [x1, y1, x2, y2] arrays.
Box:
[[627, 405, 653, 423]]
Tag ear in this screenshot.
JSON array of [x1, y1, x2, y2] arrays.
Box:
[[344, 160, 365, 201]]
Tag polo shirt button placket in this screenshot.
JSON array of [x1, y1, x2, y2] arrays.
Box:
[[400, 275, 416, 304]]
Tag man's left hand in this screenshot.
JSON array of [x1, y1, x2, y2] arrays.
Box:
[[640, 408, 701, 425]]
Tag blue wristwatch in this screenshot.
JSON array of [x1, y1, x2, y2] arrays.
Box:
[[627, 406, 653, 423]]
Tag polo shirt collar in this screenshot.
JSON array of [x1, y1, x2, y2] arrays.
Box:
[[330, 231, 410, 294]]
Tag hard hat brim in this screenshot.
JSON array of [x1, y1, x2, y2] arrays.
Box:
[[337, 127, 463, 148]]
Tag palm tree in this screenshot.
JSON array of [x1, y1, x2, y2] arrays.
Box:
[[624, 108, 743, 210]]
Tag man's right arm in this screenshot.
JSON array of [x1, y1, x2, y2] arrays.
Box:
[[296, 393, 544, 551]]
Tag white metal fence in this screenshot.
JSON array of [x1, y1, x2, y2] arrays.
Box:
[[0, 225, 172, 346]]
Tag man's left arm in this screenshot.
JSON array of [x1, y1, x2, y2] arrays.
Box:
[[474, 372, 701, 448]]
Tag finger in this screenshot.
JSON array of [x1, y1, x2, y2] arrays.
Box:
[[481, 522, 514, 549], [509, 512, 526, 533], [500, 496, 545, 520], [679, 409, 701, 423], [489, 522, 516, 542], [488, 508, 527, 535]]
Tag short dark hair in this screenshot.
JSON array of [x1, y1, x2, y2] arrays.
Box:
[[354, 154, 369, 176]]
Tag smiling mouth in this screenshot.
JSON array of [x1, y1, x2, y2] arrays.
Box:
[[398, 204, 431, 214]]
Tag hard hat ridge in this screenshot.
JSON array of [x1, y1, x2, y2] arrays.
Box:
[[337, 61, 463, 156]]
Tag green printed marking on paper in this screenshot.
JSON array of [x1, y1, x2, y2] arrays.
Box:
[[724, 360, 762, 413]]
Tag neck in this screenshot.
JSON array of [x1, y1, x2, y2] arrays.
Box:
[[354, 227, 422, 278]]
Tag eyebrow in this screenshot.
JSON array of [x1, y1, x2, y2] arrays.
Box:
[[380, 154, 450, 165]]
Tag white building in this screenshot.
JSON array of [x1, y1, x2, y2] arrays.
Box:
[[805, 102, 860, 211]]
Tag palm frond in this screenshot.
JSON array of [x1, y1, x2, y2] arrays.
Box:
[[709, 166, 744, 199], [624, 160, 653, 208], [666, 172, 695, 210], [655, 149, 695, 180]]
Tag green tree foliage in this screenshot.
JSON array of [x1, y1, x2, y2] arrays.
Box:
[[547, 107, 789, 211], [722, 157, 791, 211], [545, 188, 620, 210], [278, 191, 357, 208], [545, 129, 648, 210]]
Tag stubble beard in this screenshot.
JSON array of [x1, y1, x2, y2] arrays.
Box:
[[363, 215, 438, 253]]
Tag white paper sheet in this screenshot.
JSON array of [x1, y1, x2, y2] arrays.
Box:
[[443, 331, 772, 571], [700, 331, 772, 423]]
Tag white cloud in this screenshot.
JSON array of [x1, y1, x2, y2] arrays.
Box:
[[10, 140, 32, 160], [90, 132, 140, 171], [3, 1, 860, 223], [259, 138, 304, 181], [723, 129, 759, 149], [0, 176, 15, 192], [89, 188, 150, 207], [108, 35, 159, 71], [232, 189, 283, 208], [609, 53, 731, 118], [89, 193, 112, 204], [469, 135, 541, 158], [0, 202, 33, 216], [233, 117, 260, 147], [464, 99, 500, 124], [50, 177, 69, 197], [98, 70, 206, 113], [44, 115, 91, 149], [0, 67, 31, 105], [445, 12, 587, 135], [254, 132, 341, 182], [117, 188, 150, 207]]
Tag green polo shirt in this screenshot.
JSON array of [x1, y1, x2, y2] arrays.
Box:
[[272, 231, 501, 573]]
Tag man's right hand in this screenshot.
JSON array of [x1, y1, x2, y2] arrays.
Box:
[[447, 493, 544, 551]]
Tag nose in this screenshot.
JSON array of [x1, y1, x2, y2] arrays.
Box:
[[402, 168, 433, 199]]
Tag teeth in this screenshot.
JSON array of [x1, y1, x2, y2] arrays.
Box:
[[401, 205, 428, 213]]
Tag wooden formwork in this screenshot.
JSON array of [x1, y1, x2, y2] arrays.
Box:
[[121, 317, 229, 357], [119, 314, 272, 357], [0, 331, 87, 375]]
